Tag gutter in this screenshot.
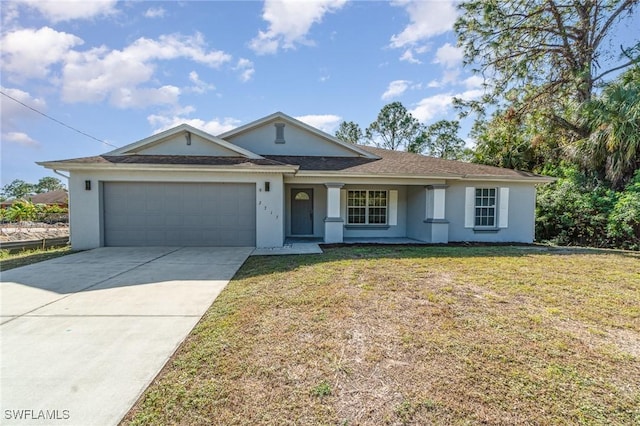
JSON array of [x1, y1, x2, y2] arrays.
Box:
[[37, 161, 299, 175]]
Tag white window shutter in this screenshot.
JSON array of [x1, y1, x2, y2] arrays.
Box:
[[465, 187, 475, 228], [498, 187, 509, 228], [340, 189, 347, 221], [389, 190, 398, 226]]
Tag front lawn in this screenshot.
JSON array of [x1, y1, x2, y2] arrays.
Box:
[[123, 246, 640, 425]]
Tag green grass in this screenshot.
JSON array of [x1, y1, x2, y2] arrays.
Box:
[[0, 246, 73, 271], [123, 246, 640, 425]]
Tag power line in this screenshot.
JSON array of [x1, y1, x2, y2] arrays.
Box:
[[1, 90, 120, 149]]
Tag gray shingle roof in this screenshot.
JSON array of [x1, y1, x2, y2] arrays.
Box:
[[266, 145, 543, 178], [39, 147, 550, 180]]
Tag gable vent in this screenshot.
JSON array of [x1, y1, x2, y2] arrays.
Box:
[[274, 123, 285, 144]]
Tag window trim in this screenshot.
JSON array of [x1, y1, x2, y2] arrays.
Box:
[[274, 123, 285, 144], [346, 189, 388, 225], [474, 187, 497, 228]]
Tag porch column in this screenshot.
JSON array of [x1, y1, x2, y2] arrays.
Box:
[[324, 183, 344, 243], [424, 184, 449, 243]]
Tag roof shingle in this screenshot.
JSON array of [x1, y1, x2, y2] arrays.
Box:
[[39, 147, 549, 180]]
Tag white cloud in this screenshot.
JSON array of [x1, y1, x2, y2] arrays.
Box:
[[463, 75, 484, 89], [399, 49, 421, 64], [3, 131, 40, 148], [0, 86, 46, 128], [249, 0, 347, 54], [234, 58, 255, 82], [187, 71, 216, 94], [144, 6, 166, 18], [1, 27, 83, 81], [17, 0, 118, 23], [390, 0, 457, 49], [410, 89, 483, 122], [61, 33, 232, 107], [433, 42, 463, 68], [148, 114, 241, 135], [410, 93, 454, 122], [295, 114, 342, 133], [2, 2, 20, 28], [0, 87, 46, 148], [399, 44, 430, 64], [110, 85, 181, 109], [382, 80, 411, 100]]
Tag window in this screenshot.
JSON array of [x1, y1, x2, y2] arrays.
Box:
[[275, 123, 285, 143], [347, 190, 387, 225], [474, 188, 496, 227]]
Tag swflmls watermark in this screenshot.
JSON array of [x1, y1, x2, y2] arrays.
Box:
[[4, 409, 70, 421]]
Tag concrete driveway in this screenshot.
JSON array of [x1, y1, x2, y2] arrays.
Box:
[[0, 247, 252, 426]]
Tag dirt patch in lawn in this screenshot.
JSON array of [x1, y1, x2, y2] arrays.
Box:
[[123, 246, 640, 425]]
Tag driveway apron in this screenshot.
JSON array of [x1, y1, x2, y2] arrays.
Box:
[[0, 247, 252, 426]]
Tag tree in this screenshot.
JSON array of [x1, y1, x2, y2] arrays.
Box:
[[409, 120, 466, 160], [455, 0, 639, 139], [35, 176, 66, 193], [1, 179, 35, 199], [366, 102, 422, 151], [335, 121, 363, 144], [576, 67, 640, 188]]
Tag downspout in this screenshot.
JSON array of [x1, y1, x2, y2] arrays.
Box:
[[53, 169, 71, 245], [53, 169, 70, 180]]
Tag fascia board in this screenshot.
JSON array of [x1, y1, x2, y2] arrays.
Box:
[[37, 161, 298, 174], [293, 170, 556, 183], [104, 124, 264, 159]]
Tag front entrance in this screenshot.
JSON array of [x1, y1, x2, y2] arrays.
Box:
[[291, 188, 313, 235]]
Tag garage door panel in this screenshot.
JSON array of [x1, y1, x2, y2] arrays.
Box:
[[104, 182, 256, 246]]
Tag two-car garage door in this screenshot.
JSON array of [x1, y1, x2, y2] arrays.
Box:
[[103, 182, 256, 246]]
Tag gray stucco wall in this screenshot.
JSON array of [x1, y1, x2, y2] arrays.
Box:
[[406, 185, 430, 242], [136, 134, 239, 156], [446, 182, 537, 243], [226, 122, 359, 157]]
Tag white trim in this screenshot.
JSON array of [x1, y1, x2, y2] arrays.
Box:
[[346, 189, 389, 225], [105, 124, 264, 159], [464, 187, 475, 228], [326, 186, 342, 218], [294, 170, 554, 183], [389, 190, 398, 226], [498, 187, 509, 228], [340, 189, 347, 221], [433, 188, 446, 220], [37, 161, 298, 174]]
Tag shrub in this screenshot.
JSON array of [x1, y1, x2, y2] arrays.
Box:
[[536, 169, 617, 248], [7, 200, 37, 223], [607, 171, 640, 250]]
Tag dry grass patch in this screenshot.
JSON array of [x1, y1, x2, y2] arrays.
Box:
[[123, 246, 640, 425], [0, 246, 73, 271]]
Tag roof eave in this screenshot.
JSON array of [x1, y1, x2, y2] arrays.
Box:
[[461, 174, 557, 183], [294, 170, 556, 183], [37, 161, 298, 174]]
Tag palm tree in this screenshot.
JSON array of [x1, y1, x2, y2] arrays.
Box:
[[577, 67, 640, 189]]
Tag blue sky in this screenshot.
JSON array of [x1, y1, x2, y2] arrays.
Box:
[[1, 1, 637, 186]]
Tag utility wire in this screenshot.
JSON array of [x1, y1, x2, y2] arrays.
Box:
[[1, 90, 120, 149]]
